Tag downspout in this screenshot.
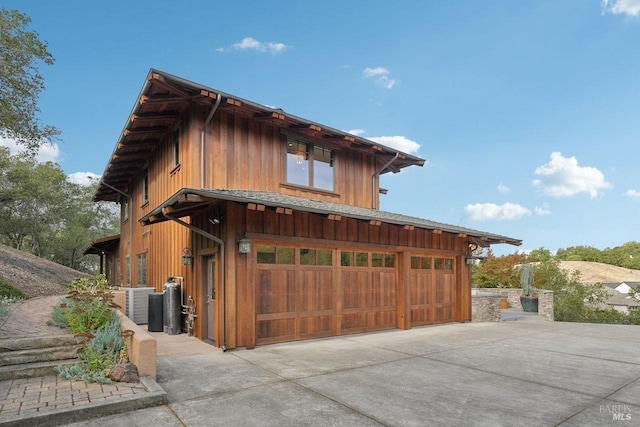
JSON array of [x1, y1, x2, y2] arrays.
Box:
[[371, 153, 400, 209], [100, 181, 132, 285], [162, 209, 227, 351], [201, 95, 222, 189]]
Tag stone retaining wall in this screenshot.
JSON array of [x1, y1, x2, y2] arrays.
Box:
[[471, 292, 501, 322], [472, 288, 554, 321]]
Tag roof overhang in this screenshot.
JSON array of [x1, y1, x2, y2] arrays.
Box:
[[140, 188, 522, 247], [83, 234, 121, 255], [95, 69, 425, 203]]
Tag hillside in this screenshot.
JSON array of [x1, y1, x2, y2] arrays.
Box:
[[559, 261, 640, 284], [0, 244, 90, 298]]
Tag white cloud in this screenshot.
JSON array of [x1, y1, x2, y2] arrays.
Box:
[[498, 183, 510, 193], [67, 172, 100, 186], [532, 152, 612, 198], [0, 136, 62, 163], [218, 37, 290, 54], [535, 203, 551, 215], [346, 129, 367, 136], [602, 0, 640, 16], [363, 67, 397, 89], [464, 202, 531, 221], [368, 136, 421, 155], [624, 189, 640, 200]]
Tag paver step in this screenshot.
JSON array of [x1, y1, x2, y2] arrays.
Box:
[[0, 358, 81, 381], [0, 335, 79, 352], [0, 345, 82, 367]]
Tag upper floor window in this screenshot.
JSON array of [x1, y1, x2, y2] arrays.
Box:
[[286, 137, 334, 192], [142, 169, 149, 205], [171, 128, 180, 168]]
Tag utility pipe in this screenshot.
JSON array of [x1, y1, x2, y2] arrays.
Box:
[[201, 95, 222, 188], [371, 153, 399, 209], [162, 209, 227, 351], [99, 181, 133, 285]]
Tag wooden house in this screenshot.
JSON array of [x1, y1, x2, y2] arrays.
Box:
[[92, 69, 521, 349]]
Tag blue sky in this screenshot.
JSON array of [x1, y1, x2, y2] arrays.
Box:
[[2, 0, 639, 255]]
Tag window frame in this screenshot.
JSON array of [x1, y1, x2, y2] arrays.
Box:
[[141, 169, 149, 205], [286, 136, 335, 192], [136, 252, 148, 287], [125, 257, 131, 286], [171, 127, 180, 169]]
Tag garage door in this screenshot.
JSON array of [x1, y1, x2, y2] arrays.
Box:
[[255, 245, 397, 345], [410, 255, 456, 326]]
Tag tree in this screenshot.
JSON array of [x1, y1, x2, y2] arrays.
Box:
[[472, 251, 526, 288], [533, 259, 607, 321], [0, 9, 59, 151], [0, 148, 119, 272]]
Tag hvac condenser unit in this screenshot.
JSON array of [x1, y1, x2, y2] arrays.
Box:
[[125, 287, 156, 324]]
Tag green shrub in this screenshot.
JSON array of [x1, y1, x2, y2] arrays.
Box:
[[50, 275, 118, 334], [66, 298, 114, 334], [56, 317, 125, 384], [47, 298, 71, 328], [0, 279, 26, 299]]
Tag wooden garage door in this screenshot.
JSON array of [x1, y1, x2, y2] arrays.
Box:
[[410, 256, 456, 326], [255, 246, 397, 345], [340, 251, 397, 334]]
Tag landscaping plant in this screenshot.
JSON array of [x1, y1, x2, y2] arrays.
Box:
[[56, 318, 126, 384], [49, 274, 132, 383]]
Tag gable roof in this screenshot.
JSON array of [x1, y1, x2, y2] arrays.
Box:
[[139, 188, 522, 247], [95, 69, 425, 202]]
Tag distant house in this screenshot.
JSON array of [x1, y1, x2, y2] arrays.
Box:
[[602, 282, 640, 313], [89, 69, 521, 349]]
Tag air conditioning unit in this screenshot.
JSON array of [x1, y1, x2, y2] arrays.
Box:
[[125, 287, 156, 324]]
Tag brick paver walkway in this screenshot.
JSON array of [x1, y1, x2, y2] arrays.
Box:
[[0, 295, 66, 339], [0, 295, 157, 422], [0, 375, 146, 417]]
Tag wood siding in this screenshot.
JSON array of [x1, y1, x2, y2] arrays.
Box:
[[203, 110, 378, 208], [109, 102, 473, 349], [189, 202, 472, 348]]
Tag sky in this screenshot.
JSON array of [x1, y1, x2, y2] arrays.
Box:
[[2, 0, 639, 255]]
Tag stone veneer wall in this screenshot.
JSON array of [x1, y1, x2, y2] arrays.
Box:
[[537, 290, 554, 321], [471, 292, 501, 322], [472, 288, 554, 321]]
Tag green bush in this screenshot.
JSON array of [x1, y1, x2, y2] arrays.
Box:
[[57, 317, 125, 384], [51, 275, 130, 384], [0, 279, 26, 299], [66, 298, 114, 334], [49, 275, 117, 334], [47, 298, 70, 328]]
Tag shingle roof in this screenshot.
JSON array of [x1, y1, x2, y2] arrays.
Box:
[[140, 188, 522, 247]]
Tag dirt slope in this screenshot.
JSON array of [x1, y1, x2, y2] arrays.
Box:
[[0, 244, 90, 298], [559, 261, 640, 284]]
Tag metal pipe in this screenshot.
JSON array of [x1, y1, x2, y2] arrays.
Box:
[[371, 153, 399, 209], [201, 95, 222, 188], [162, 210, 227, 351]]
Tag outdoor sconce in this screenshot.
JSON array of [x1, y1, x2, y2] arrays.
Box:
[[182, 248, 193, 266], [466, 257, 474, 265], [238, 237, 251, 254]]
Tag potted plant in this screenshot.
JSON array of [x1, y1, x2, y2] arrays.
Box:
[[519, 264, 538, 312]]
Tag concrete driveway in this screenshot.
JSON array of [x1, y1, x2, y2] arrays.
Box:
[[64, 318, 640, 426]]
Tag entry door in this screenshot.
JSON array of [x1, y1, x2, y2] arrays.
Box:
[[204, 256, 216, 344]]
